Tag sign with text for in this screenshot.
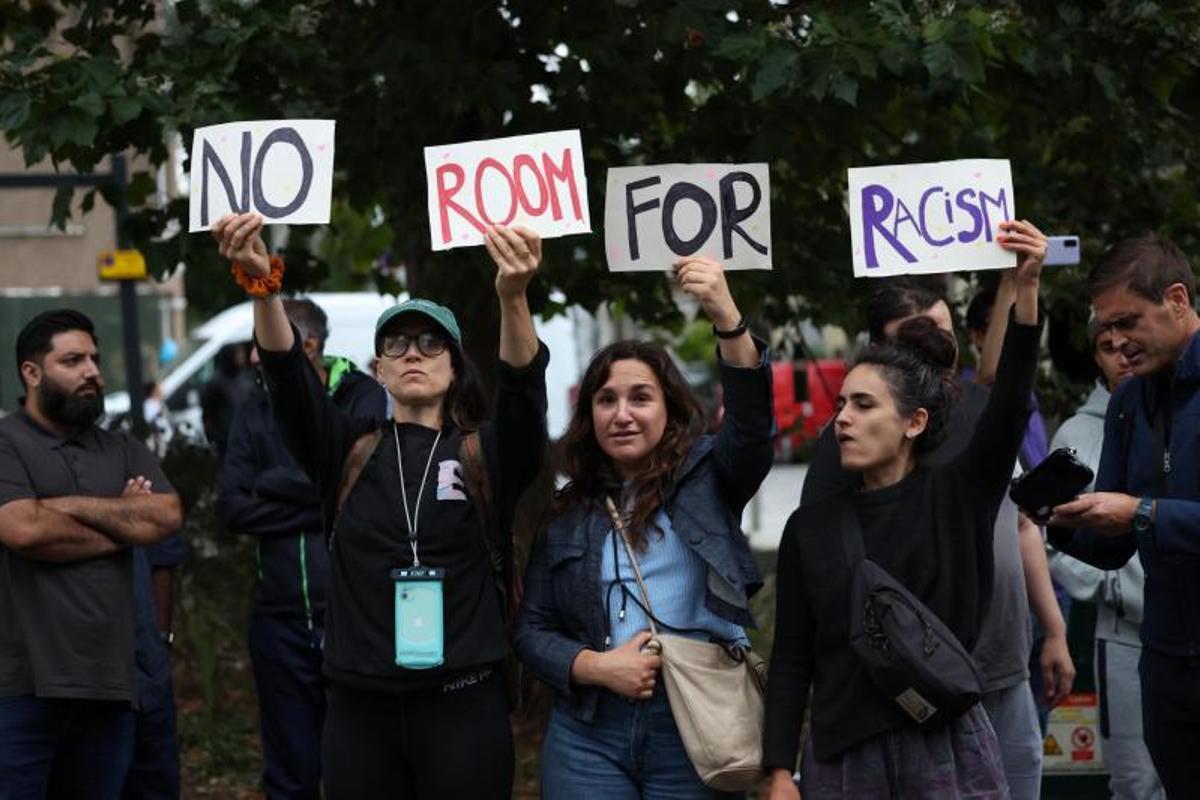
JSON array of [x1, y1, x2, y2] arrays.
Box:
[[604, 164, 771, 272], [848, 159, 1016, 277], [424, 129, 591, 251], [188, 120, 335, 232]]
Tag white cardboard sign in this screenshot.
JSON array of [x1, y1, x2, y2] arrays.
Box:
[[847, 158, 1016, 277], [424, 129, 591, 251], [188, 120, 335, 232], [604, 164, 772, 272]]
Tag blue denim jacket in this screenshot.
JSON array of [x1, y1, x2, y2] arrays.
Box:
[[1050, 330, 1200, 657], [514, 341, 775, 723]]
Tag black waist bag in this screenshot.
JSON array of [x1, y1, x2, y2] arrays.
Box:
[[839, 503, 983, 726]]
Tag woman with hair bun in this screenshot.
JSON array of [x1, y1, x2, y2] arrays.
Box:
[[764, 220, 1048, 799]]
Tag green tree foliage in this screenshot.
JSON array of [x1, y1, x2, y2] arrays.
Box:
[[3, 1, 1199, 363]]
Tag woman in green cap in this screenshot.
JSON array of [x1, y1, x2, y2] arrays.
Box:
[[212, 211, 546, 799]]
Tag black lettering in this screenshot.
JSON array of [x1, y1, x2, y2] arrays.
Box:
[[626, 176, 662, 261], [718, 172, 768, 258], [662, 181, 717, 256], [200, 132, 250, 226], [251, 127, 313, 218]]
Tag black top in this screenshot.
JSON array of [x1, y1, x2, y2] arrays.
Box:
[[0, 410, 175, 703], [257, 328, 548, 692], [764, 315, 1041, 765]]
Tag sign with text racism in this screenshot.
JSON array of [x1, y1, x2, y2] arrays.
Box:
[[189, 120, 335, 232], [847, 159, 1016, 277], [424, 130, 591, 251], [604, 164, 772, 272]]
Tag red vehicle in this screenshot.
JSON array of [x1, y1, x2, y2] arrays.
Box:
[[771, 358, 847, 461]]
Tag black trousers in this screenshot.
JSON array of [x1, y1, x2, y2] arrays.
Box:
[[322, 672, 513, 800], [1140, 648, 1200, 798]]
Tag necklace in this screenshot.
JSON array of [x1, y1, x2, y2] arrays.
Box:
[[393, 424, 442, 567]]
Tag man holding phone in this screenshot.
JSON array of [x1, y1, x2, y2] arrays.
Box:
[[1049, 234, 1200, 797]]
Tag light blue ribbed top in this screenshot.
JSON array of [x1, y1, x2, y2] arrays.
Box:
[[600, 508, 748, 650]]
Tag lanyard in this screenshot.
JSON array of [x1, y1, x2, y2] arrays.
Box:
[[393, 424, 442, 567]]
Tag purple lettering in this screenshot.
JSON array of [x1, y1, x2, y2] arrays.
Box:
[[955, 189, 984, 243], [978, 188, 1010, 242], [918, 186, 953, 247], [861, 184, 916, 268]]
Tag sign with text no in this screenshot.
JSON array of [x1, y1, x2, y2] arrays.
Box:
[[604, 164, 772, 272], [424, 130, 591, 251], [188, 120, 335, 232], [848, 159, 1016, 277]]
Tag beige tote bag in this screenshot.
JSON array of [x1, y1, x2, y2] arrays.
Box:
[[605, 498, 767, 791]]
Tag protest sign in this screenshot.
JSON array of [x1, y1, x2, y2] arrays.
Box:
[[189, 120, 335, 232], [424, 130, 591, 251], [848, 159, 1016, 277], [604, 164, 772, 272]]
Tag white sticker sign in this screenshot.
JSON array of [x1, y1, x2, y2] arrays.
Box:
[[847, 158, 1016, 277], [188, 120, 335, 232], [424, 129, 591, 251], [604, 164, 772, 272]]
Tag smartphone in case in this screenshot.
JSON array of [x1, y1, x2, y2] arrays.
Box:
[[1045, 235, 1081, 266], [1009, 448, 1094, 523], [391, 566, 445, 669]]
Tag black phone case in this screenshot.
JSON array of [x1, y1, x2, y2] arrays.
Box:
[[1009, 448, 1095, 522]]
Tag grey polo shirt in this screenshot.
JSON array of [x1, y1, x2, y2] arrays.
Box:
[[0, 410, 174, 703]]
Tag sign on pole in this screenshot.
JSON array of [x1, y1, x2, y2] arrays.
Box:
[[604, 164, 771, 272], [847, 159, 1016, 277], [188, 120, 336, 232], [424, 129, 591, 251]]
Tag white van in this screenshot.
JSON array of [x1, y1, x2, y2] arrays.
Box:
[[106, 292, 580, 443]]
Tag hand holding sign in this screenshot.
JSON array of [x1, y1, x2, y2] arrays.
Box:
[[484, 226, 542, 301], [674, 256, 758, 367], [212, 213, 270, 276], [997, 219, 1048, 286]]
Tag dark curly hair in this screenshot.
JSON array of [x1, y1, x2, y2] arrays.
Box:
[[852, 315, 960, 457], [556, 340, 705, 548]]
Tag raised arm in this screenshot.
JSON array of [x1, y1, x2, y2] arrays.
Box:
[[485, 226, 541, 369], [213, 212, 366, 494], [675, 257, 775, 510], [957, 220, 1046, 493], [974, 271, 1018, 386]]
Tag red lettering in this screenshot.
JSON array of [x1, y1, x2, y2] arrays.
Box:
[[513, 153, 549, 216], [542, 149, 584, 221], [436, 163, 484, 244], [474, 157, 518, 226]]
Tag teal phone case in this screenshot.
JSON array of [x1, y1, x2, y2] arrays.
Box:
[[391, 567, 445, 669]]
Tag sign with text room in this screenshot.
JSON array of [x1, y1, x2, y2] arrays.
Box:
[[605, 164, 772, 272], [189, 119, 335, 232], [424, 129, 591, 251], [847, 159, 1016, 277]]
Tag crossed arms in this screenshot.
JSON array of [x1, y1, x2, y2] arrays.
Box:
[[0, 477, 182, 563]]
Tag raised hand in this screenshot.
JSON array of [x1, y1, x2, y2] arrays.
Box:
[[998, 219, 1048, 286], [485, 225, 541, 301], [673, 256, 741, 330], [212, 212, 270, 275]]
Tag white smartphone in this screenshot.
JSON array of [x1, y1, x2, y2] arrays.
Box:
[[1045, 235, 1081, 266]]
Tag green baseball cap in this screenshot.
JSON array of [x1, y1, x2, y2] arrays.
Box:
[[374, 299, 463, 355]]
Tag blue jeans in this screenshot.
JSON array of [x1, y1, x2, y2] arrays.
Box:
[[0, 695, 135, 800], [248, 614, 325, 800], [541, 687, 742, 800]]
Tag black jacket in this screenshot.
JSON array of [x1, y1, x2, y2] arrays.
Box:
[[219, 357, 386, 617]]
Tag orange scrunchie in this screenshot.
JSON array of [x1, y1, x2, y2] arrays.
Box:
[[231, 256, 285, 297]]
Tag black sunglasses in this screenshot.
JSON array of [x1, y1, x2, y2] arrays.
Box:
[[380, 331, 449, 359]]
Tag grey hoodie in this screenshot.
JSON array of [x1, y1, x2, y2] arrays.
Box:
[[1047, 382, 1145, 646]]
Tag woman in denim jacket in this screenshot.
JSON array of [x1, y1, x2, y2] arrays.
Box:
[[515, 256, 775, 799]]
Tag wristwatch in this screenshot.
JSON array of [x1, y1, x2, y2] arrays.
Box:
[[1132, 496, 1155, 533]]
